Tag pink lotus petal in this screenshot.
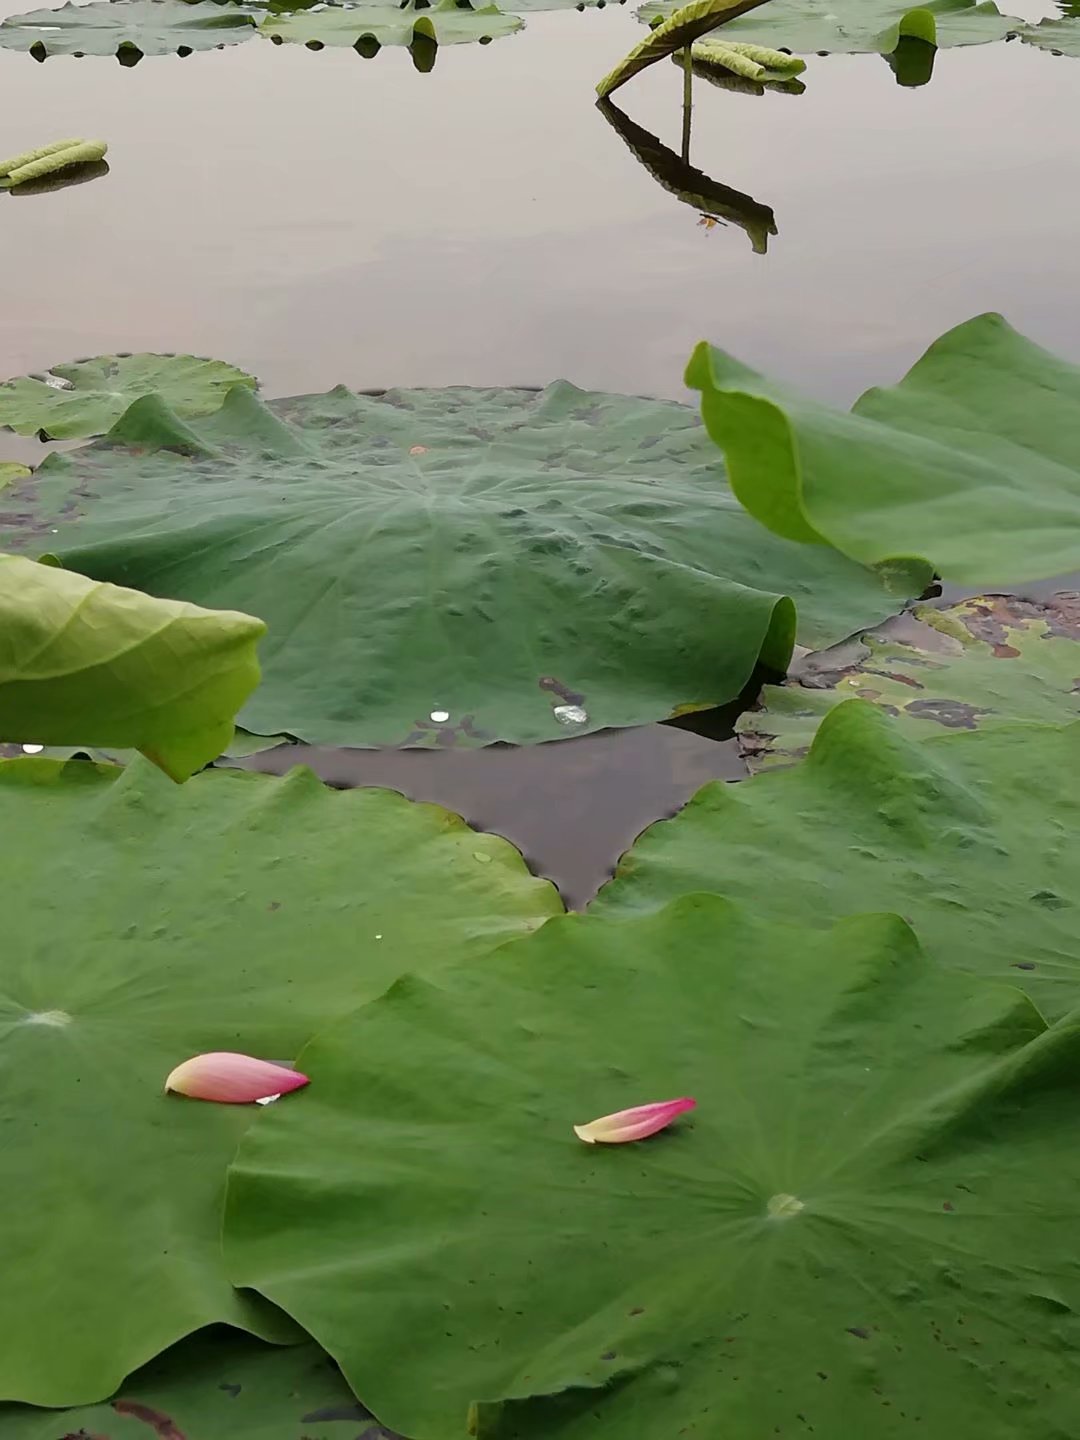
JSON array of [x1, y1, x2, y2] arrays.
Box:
[[164, 1052, 309, 1104], [573, 1097, 696, 1145]]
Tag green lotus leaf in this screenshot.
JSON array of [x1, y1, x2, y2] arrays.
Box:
[[1, 1331, 401, 1439], [0, 352, 256, 439], [682, 48, 807, 89], [0, 0, 257, 58], [687, 311, 1080, 585], [597, 97, 778, 252], [598, 700, 1080, 1014], [597, 0, 773, 96], [0, 382, 926, 747], [0, 463, 30, 487], [224, 892, 1080, 1440], [0, 552, 264, 781], [689, 33, 806, 77], [637, 0, 1023, 53], [1019, 15, 1080, 54], [259, 0, 523, 47], [0, 754, 558, 1405], [737, 592, 1080, 771]]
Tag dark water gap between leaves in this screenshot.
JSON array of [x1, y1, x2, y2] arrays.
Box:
[[233, 568, 1080, 911], [233, 689, 752, 912]]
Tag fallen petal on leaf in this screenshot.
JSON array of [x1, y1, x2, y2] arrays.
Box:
[[574, 1096, 695, 1144], [165, 1052, 309, 1104]]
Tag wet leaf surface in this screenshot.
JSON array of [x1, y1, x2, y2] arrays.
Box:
[[0, 756, 557, 1405], [0, 381, 922, 747], [224, 894, 1080, 1440], [0, 353, 256, 439], [597, 700, 1080, 1016], [737, 593, 1080, 771], [1, 1330, 404, 1438]]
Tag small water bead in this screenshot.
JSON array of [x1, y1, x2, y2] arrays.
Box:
[[21, 743, 44, 754], [766, 1193, 804, 1219], [553, 704, 588, 726], [430, 710, 450, 724]]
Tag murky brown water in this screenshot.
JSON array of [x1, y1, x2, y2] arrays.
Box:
[[2, 0, 1077, 904]]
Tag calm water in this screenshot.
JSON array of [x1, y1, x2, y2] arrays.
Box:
[[2, 0, 1077, 903]]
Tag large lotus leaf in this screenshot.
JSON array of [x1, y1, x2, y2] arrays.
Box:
[[260, 0, 522, 47], [597, 98, 778, 253], [0, 553, 265, 781], [224, 893, 1080, 1440], [597, 700, 1080, 1014], [0, 353, 256, 440], [738, 592, 1080, 771], [637, 0, 1022, 52], [1020, 16, 1080, 53], [596, 0, 773, 96], [0, 0, 256, 57], [2, 1331, 401, 1440], [0, 754, 557, 1406], [0, 382, 926, 747], [687, 311, 1080, 585]]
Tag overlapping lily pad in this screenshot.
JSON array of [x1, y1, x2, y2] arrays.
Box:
[[737, 592, 1080, 770], [0, 0, 256, 58], [1020, 15, 1080, 54], [1, 1331, 398, 1439], [0, 754, 557, 1405], [259, 0, 522, 47], [636, 0, 1023, 53], [0, 553, 265, 781], [597, 700, 1080, 1014], [0, 382, 927, 747], [687, 311, 1080, 585], [0, 353, 256, 440], [225, 893, 1080, 1440]]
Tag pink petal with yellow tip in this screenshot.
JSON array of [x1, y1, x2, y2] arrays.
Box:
[[164, 1052, 309, 1104], [573, 1096, 695, 1145]]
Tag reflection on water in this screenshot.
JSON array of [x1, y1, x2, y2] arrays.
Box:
[[883, 35, 936, 87], [597, 95, 777, 252]]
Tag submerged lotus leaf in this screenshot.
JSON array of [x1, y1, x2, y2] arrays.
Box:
[[259, 0, 523, 47], [0, 0, 256, 57], [687, 311, 1080, 585], [0, 553, 265, 782], [0, 353, 256, 439], [1, 1331, 401, 1439], [0, 755, 557, 1405], [0, 382, 924, 747], [598, 98, 778, 252], [598, 701, 1080, 1015], [1019, 15, 1080, 53], [225, 894, 1080, 1440], [637, 0, 1022, 52], [737, 592, 1080, 771]]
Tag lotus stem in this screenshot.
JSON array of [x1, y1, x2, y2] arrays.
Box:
[[681, 43, 693, 162]]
